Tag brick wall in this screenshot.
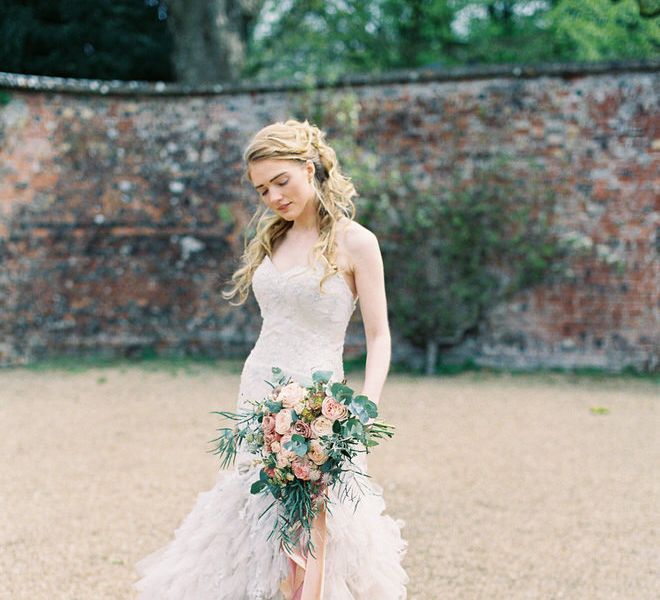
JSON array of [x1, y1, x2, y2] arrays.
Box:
[[0, 61, 658, 371]]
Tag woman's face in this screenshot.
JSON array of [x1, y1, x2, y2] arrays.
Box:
[[248, 158, 316, 220]]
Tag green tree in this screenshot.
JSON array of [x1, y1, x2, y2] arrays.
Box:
[[247, 0, 658, 82], [548, 0, 660, 61], [448, 0, 658, 65], [0, 0, 174, 81]]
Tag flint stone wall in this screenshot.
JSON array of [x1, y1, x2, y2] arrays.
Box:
[[0, 60, 658, 371]]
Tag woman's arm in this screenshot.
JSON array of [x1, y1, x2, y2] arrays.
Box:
[[346, 224, 391, 407]]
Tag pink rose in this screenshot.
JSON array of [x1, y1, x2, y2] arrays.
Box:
[[275, 409, 293, 435], [292, 420, 312, 438], [279, 382, 307, 412], [276, 452, 290, 468], [321, 397, 348, 421], [263, 432, 279, 453], [307, 439, 328, 465], [291, 457, 313, 481], [262, 415, 276, 435], [311, 416, 334, 438]]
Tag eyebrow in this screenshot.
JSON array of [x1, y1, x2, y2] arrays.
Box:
[[254, 171, 288, 190]]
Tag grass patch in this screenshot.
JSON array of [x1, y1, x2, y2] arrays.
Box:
[[16, 353, 241, 377], [7, 352, 658, 385]]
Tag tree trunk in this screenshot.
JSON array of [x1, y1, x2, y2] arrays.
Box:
[[167, 0, 264, 84], [425, 339, 438, 376]]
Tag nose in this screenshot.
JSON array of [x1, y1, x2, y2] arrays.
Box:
[[268, 187, 283, 203]]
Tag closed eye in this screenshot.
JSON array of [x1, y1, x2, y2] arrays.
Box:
[[259, 178, 288, 196]]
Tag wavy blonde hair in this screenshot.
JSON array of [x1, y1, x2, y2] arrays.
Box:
[[221, 119, 357, 306]]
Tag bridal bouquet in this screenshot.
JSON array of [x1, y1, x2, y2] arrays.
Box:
[[210, 367, 395, 556]]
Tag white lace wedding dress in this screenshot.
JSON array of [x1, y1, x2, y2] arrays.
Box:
[[134, 254, 409, 599]]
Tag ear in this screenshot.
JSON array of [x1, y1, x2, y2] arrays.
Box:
[[305, 159, 315, 180]]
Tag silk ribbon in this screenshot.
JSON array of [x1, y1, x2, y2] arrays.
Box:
[[279, 504, 327, 600]]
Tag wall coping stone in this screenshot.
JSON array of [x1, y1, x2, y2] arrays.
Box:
[[1, 59, 658, 97]]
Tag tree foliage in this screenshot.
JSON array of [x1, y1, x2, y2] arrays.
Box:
[[0, 1, 656, 82], [0, 0, 174, 81], [247, 0, 658, 82]]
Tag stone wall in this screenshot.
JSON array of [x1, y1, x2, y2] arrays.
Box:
[[1, 60, 658, 371]]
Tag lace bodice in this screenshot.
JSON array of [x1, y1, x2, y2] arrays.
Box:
[[237, 254, 358, 412]]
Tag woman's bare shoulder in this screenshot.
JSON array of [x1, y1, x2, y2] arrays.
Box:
[[336, 217, 379, 269]]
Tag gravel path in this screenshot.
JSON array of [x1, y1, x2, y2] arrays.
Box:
[[0, 363, 658, 599]]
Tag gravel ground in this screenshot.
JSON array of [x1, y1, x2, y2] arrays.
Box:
[[0, 363, 658, 600]]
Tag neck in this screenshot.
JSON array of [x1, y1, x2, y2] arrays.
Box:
[[290, 199, 319, 233]]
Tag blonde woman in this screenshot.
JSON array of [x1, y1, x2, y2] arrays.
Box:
[[134, 119, 408, 599]]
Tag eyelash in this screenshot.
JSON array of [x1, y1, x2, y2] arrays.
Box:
[[260, 179, 288, 196]]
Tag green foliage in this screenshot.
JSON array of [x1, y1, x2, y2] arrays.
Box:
[[547, 0, 660, 61], [359, 156, 577, 357], [247, 0, 658, 82], [0, 0, 174, 80], [246, 0, 461, 81], [295, 90, 612, 374]]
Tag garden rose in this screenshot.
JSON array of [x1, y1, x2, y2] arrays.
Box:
[[291, 457, 313, 481], [292, 420, 312, 438], [262, 415, 276, 435], [264, 432, 279, 453], [311, 416, 334, 438], [276, 452, 290, 469], [321, 396, 348, 421], [279, 382, 307, 412], [307, 439, 328, 465], [275, 408, 293, 435]]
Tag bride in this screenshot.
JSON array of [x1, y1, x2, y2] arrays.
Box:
[[134, 119, 408, 599]]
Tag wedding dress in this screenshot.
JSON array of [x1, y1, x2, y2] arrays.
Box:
[[134, 253, 409, 599]]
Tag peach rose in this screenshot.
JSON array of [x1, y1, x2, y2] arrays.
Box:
[[311, 416, 334, 438], [262, 415, 276, 435], [264, 432, 279, 453], [307, 439, 329, 465], [270, 440, 281, 453], [279, 382, 307, 412], [321, 397, 348, 421], [275, 409, 293, 435], [276, 452, 290, 469]]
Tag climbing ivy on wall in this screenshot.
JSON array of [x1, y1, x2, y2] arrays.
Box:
[[291, 90, 617, 374]]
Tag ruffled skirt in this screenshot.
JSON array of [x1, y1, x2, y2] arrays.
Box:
[[134, 452, 408, 599]]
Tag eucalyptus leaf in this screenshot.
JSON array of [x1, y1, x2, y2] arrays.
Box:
[[330, 382, 354, 401], [285, 434, 309, 457], [312, 370, 333, 383], [353, 394, 379, 418], [265, 400, 283, 413]]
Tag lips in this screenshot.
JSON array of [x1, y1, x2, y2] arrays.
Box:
[[278, 203, 291, 211]]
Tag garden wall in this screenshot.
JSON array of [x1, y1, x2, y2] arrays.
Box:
[[0, 60, 658, 371]]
